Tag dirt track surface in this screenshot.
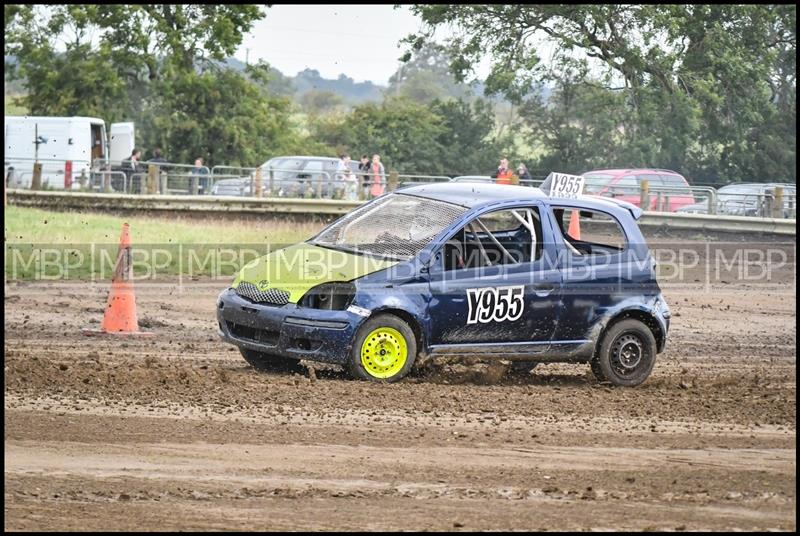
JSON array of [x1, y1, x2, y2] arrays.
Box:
[[4, 277, 796, 531]]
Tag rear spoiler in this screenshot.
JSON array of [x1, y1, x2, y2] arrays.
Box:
[[541, 173, 643, 220], [585, 194, 643, 220]]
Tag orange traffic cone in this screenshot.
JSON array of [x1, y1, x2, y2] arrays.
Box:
[[568, 210, 581, 240], [83, 223, 152, 336]]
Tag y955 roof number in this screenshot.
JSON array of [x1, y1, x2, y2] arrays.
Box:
[[466, 285, 525, 324]]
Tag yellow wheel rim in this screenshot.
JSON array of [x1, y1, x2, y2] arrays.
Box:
[[360, 327, 408, 379]]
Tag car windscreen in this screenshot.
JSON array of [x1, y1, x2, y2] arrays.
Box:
[[310, 193, 468, 261], [582, 173, 616, 193], [264, 158, 314, 179], [717, 185, 764, 203]]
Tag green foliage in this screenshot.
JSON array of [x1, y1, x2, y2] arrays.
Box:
[[309, 96, 508, 175], [138, 68, 298, 166], [3, 4, 306, 167], [407, 4, 797, 183], [429, 98, 505, 175], [299, 90, 345, 115], [388, 42, 475, 104]]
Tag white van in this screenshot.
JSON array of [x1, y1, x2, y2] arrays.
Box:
[[4, 116, 135, 189]]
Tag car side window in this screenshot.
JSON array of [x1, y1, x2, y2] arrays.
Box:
[[659, 174, 688, 188], [551, 207, 627, 256], [441, 207, 543, 271], [635, 174, 664, 189], [611, 175, 640, 195]]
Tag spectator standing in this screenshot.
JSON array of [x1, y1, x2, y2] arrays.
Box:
[[337, 154, 358, 201], [149, 148, 167, 165], [495, 158, 514, 185], [121, 148, 141, 192], [148, 148, 168, 194], [370, 154, 386, 198], [516, 163, 532, 184], [192, 157, 210, 194], [357, 154, 371, 198]]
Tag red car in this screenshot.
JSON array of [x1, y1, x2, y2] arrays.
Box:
[[582, 169, 696, 212]]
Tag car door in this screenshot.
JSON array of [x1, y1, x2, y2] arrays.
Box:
[[659, 173, 694, 212], [425, 204, 562, 354], [547, 204, 643, 342], [608, 174, 642, 207], [633, 173, 665, 210]]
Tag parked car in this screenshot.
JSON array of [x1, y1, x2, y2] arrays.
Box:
[[582, 169, 695, 212], [677, 182, 797, 218], [217, 181, 670, 386], [210, 177, 252, 197], [211, 156, 372, 198], [451, 175, 495, 183], [260, 156, 361, 198]]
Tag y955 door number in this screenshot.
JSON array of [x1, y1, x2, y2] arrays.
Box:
[[466, 285, 525, 324]]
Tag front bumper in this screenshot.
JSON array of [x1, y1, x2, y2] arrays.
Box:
[[654, 295, 671, 353], [216, 288, 364, 364]]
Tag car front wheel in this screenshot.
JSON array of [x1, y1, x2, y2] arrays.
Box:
[[591, 319, 657, 387], [349, 314, 417, 383]]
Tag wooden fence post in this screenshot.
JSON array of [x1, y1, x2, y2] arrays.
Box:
[[147, 165, 157, 194], [255, 166, 263, 198], [31, 163, 42, 191], [639, 179, 650, 211]]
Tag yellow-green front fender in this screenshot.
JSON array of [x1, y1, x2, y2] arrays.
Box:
[[233, 243, 397, 303]]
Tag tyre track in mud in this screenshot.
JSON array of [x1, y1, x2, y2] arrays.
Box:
[[4, 281, 796, 531]]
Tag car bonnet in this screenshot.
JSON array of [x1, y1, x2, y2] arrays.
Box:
[[232, 243, 398, 304]]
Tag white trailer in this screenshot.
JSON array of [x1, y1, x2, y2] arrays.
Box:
[[4, 116, 134, 189]]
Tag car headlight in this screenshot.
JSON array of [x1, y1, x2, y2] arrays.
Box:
[[299, 282, 356, 310]]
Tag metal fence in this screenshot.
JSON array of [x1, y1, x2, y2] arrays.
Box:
[[5, 156, 796, 219]]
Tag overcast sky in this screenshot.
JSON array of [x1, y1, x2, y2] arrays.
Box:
[[234, 5, 427, 85]]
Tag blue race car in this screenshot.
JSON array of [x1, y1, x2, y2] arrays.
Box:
[[217, 179, 670, 386]]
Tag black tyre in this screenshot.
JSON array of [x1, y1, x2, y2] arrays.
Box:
[[349, 314, 417, 383], [239, 347, 304, 374], [591, 319, 657, 387], [510, 361, 539, 374]]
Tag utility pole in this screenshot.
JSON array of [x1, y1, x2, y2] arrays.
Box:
[[31, 123, 45, 190], [246, 48, 250, 66]]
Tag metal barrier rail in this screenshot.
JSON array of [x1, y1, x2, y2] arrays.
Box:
[[258, 167, 338, 199], [7, 189, 796, 235], [8, 156, 795, 218], [88, 170, 128, 193], [396, 174, 451, 183], [7, 171, 33, 189], [449, 176, 544, 187], [715, 191, 797, 219], [645, 185, 716, 214]]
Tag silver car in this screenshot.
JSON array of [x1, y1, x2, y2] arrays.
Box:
[[261, 156, 361, 198], [677, 183, 796, 218]]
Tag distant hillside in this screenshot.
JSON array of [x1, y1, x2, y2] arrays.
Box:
[[7, 54, 548, 107], [224, 58, 384, 105]]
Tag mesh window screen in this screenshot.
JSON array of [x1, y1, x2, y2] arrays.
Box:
[[313, 194, 467, 259]]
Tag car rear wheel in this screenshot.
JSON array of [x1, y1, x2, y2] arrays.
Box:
[[239, 348, 304, 374], [350, 314, 416, 383], [592, 319, 657, 387]]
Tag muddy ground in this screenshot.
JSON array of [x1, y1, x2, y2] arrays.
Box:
[[4, 249, 797, 530]]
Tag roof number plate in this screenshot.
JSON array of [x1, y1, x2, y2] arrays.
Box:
[[548, 173, 585, 199]]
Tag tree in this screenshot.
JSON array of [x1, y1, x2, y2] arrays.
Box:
[[406, 5, 796, 182], [311, 97, 446, 173], [4, 4, 288, 167], [429, 98, 506, 175], [309, 96, 512, 176], [388, 42, 473, 103], [299, 90, 345, 115], [138, 66, 298, 167]]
